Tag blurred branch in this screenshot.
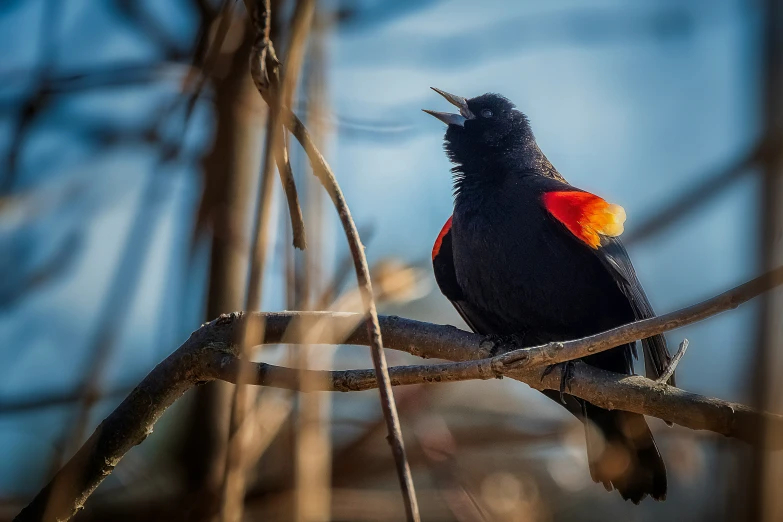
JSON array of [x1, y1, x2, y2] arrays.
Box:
[[17, 262, 783, 521], [218, 81, 277, 522], [0, 63, 198, 106], [0, 231, 81, 311], [625, 145, 760, 246], [61, 0, 236, 444], [330, 387, 427, 488], [38, 1, 240, 518], [113, 0, 190, 59], [220, 1, 312, 520], [290, 15, 332, 520], [315, 223, 375, 307], [0, 0, 61, 194], [748, 1, 783, 518], [182, 6, 262, 519], [0, 386, 134, 415], [2, 90, 47, 194], [412, 416, 489, 522]]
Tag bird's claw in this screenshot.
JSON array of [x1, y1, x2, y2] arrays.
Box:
[[484, 333, 526, 356], [541, 361, 575, 405]]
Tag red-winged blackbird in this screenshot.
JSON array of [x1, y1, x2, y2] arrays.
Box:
[[425, 88, 674, 503]]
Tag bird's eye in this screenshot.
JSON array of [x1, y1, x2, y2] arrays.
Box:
[[481, 109, 493, 118]]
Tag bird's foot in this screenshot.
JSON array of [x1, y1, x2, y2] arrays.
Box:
[[541, 361, 576, 405], [483, 333, 527, 357]]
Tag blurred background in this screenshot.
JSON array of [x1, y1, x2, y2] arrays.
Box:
[[0, 0, 778, 520]]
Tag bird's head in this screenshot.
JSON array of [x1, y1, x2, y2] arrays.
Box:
[[424, 88, 536, 173]]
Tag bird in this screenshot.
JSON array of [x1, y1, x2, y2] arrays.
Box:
[[424, 88, 674, 503]]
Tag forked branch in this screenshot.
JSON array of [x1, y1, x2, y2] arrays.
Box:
[[16, 259, 783, 521]]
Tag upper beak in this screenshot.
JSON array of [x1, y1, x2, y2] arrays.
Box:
[[423, 87, 475, 127]]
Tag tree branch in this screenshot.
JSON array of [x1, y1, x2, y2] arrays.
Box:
[[17, 259, 783, 521], [206, 353, 781, 448], [207, 352, 502, 392]]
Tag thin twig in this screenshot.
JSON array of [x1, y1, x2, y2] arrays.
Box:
[[256, 6, 420, 521], [291, 103, 423, 518], [280, 102, 422, 520], [244, 0, 307, 250], [656, 339, 688, 385], [275, 131, 307, 249]]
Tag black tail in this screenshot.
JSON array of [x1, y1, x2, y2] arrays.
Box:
[[583, 403, 667, 503]]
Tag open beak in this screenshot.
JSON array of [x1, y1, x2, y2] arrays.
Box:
[[423, 87, 475, 127]]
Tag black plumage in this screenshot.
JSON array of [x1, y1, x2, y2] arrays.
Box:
[[427, 90, 673, 503]]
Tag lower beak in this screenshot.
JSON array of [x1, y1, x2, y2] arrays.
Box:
[[423, 87, 474, 127], [422, 110, 467, 127]]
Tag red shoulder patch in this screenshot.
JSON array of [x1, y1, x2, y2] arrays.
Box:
[[432, 216, 453, 260], [542, 191, 626, 249]]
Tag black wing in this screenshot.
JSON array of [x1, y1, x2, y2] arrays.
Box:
[[536, 178, 674, 384], [597, 237, 674, 385], [432, 220, 496, 335]]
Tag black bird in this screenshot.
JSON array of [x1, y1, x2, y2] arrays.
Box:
[[425, 88, 674, 503]]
